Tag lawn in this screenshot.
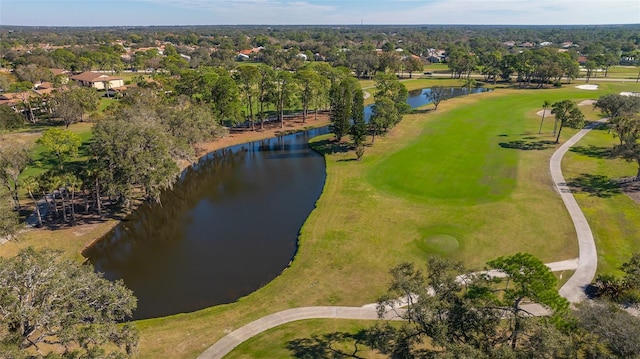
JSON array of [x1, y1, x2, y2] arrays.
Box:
[[20, 122, 94, 179], [562, 123, 640, 275], [583, 65, 640, 80], [225, 319, 384, 359]]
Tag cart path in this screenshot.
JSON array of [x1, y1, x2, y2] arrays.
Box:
[[198, 120, 604, 359], [195, 259, 578, 359], [553, 120, 606, 303]]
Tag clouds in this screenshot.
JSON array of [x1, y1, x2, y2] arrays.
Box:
[[0, 0, 638, 26]]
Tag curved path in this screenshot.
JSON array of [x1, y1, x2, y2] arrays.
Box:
[[196, 306, 403, 359], [553, 120, 606, 303], [197, 121, 603, 359]]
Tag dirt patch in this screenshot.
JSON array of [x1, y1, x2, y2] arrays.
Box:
[[620, 178, 640, 204]]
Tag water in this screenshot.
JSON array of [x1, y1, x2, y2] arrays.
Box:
[[86, 86, 489, 319], [85, 129, 329, 319]]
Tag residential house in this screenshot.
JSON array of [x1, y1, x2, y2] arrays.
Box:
[[70, 71, 124, 90]]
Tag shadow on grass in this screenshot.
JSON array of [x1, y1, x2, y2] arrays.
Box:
[[499, 140, 555, 151], [309, 138, 350, 155], [566, 174, 622, 198], [569, 145, 612, 159], [411, 108, 436, 114], [287, 330, 371, 359]]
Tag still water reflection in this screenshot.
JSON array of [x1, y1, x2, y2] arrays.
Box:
[[86, 129, 328, 319], [86, 87, 490, 319]]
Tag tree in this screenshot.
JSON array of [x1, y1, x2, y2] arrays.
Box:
[[350, 88, 366, 159], [370, 96, 396, 142], [425, 86, 451, 110], [51, 86, 100, 128], [585, 60, 597, 83], [0, 248, 138, 358], [20, 176, 43, 227], [595, 94, 640, 119], [460, 77, 477, 95], [371, 73, 410, 136], [606, 114, 640, 179], [0, 106, 25, 131], [574, 302, 640, 357], [8, 81, 36, 123], [0, 140, 31, 210], [37, 128, 81, 170], [294, 68, 321, 123], [256, 65, 275, 130], [92, 112, 178, 206], [404, 57, 424, 79], [593, 252, 640, 305], [551, 100, 585, 143], [0, 187, 19, 240], [329, 77, 359, 141], [485, 252, 569, 349], [234, 65, 260, 130], [373, 254, 570, 358], [210, 72, 242, 125], [538, 100, 551, 134], [272, 70, 298, 128]]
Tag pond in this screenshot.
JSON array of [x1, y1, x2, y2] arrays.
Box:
[[85, 86, 490, 320]]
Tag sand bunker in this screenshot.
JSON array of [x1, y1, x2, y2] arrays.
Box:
[[536, 109, 552, 117], [578, 99, 596, 106], [620, 92, 640, 97], [575, 84, 599, 90]]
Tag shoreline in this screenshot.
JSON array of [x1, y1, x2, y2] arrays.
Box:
[[75, 113, 331, 261]]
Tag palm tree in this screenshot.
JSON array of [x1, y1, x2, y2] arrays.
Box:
[[538, 100, 551, 134], [102, 80, 111, 98]]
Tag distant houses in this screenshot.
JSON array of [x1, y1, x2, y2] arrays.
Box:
[[70, 71, 124, 90]]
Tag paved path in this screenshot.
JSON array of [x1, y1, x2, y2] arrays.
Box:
[[198, 121, 603, 359], [552, 120, 607, 303], [195, 260, 578, 359], [196, 306, 403, 359]]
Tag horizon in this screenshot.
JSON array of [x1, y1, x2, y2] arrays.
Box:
[[1, 0, 638, 27]]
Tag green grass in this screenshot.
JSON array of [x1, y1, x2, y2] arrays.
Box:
[[99, 98, 117, 112], [225, 319, 382, 359], [21, 122, 94, 179], [562, 125, 640, 275], [584, 65, 640, 80]]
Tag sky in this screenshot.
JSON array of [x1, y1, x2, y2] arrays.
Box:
[[0, 0, 638, 27]]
